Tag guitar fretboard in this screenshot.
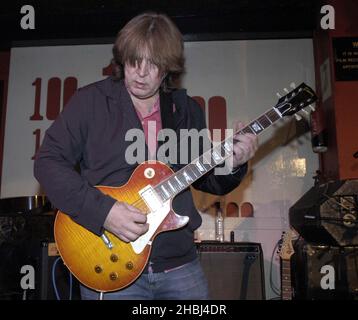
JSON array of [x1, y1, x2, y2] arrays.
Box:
[[153, 107, 282, 202], [281, 259, 292, 300]]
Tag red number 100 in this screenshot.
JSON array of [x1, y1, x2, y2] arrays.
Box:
[[30, 77, 78, 120], [30, 76, 78, 159]]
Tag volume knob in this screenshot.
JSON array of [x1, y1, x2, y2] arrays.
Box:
[[110, 254, 119, 262], [94, 265, 103, 273], [109, 272, 118, 281]]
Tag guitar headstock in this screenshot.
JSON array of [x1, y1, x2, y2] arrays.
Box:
[[278, 230, 295, 260], [275, 82, 318, 118]]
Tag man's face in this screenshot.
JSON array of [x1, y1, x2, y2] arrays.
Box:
[[124, 58, 164, 100]]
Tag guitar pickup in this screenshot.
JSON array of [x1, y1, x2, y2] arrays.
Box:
[[139, 185, 163, 212]]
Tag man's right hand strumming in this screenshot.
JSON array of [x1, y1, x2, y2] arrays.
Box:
[[103, 201, 149, 243]]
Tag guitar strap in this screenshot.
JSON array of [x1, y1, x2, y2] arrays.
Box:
[[159, 89, 176, 133], [158, 89, 186, 171]]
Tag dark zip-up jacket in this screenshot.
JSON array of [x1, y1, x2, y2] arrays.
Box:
[[34, 77, 247, 272]]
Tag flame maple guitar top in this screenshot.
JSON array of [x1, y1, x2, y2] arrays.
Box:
[[54, 161, 189, 292]]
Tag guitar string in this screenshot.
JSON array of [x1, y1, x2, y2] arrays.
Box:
[[126, 111, 281, 211], [126, 107, 279, 211]]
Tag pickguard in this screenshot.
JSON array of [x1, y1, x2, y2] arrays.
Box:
[[131, 200, 171, 254]]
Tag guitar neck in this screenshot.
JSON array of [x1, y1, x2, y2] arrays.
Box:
[[153, 106, 283, 202], [151, 82, 317, 203], [281, 259, 293, 300]]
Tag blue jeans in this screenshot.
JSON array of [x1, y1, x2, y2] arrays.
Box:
[[80, 257, 210, 300]]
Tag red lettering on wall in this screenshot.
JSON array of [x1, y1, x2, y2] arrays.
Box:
[[192, 95, 228, 140], [208, 96, 227, 138], [29, 76, 79, 160], [63, 77, 78, 108], [30, 78, 43, 120], [192, 96, 206, 115], [46, 77, 61, 120], [31, 128, 41, 160]]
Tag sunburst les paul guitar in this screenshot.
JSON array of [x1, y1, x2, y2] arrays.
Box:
[[54, 83, 317, 292]]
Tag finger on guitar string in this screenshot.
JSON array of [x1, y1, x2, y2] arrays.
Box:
[[233, 131, 258, 149], [231, 126, 258, 167]]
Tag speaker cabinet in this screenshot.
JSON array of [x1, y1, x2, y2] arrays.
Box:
[[0, 197, 81, 300], [36, 242, 81, 300], [292, 240, 358, 300], [0, 212, 55, 300], [0, 234, 80, 299], [196, 241, 265, 300]]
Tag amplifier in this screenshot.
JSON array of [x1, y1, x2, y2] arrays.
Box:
[[292, 240, 358, 300], [196, 241, 265, 300], [37, 242, 81, 300]]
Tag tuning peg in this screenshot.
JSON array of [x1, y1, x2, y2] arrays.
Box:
[[308, 104, 315, 111], [276, 92, 282, 98], [301, 109, 309, 115], [283, 88, 289, 93], [290, 82, 296, 89], [294, 114, 303, 121]]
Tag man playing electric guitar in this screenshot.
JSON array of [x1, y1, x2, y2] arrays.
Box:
[[34, 12, 258, 300]]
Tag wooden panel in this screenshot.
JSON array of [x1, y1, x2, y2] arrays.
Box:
[[335, 82, 358, 179], [314, 0, 358, 180]]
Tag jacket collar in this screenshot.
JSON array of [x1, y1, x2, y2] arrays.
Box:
[[101, 77, 185, 132]]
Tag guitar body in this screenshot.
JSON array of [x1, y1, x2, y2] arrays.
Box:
[[54, 161, 189, 292]]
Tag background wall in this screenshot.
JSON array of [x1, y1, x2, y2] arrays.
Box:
[[1, 39, 318, 299]]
